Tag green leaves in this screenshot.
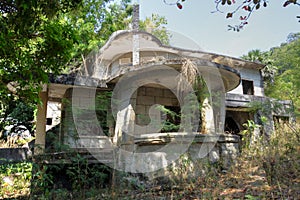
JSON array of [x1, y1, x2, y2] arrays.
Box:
[[268, 37, 300, 115], [0, 1, 83, 131], [140, 14, 170, 45], [242, 34, 300, 116], [0, 0, 136, 131], [0, 0, 83, 103]]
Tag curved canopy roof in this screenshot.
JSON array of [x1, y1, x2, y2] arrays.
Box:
[[48, 30, 265, 100], [100, 30, 265, 70], [97, 30, 259, 92]]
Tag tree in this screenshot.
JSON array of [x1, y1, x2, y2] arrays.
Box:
[[267, 36, 300, 115], [241, 49, 277, 87], [140, 14, 170, 45], [242, 34, 300, 116], [0, 0, 170, 133], [164, 0, 300, 31], [62, 0, 133, 73], [64, 1, 170, 73], [0, 0, 84, 132], [0, 0, 133, 132], [287, 32, 300, 43]]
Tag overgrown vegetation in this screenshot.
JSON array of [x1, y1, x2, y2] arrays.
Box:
[[0, 162, 32, 199], [109, 122, 300, 199], [0, 153, 111, 199], [1, 0, 300, 199], [1, 121, 299, 199], [30, 153, 111, 199], [0, 0, 170, 143]]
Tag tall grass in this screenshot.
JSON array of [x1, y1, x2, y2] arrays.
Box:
[[0, 122, 299, 199]]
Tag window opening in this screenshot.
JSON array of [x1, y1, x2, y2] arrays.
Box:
[[242, 79, 254, 95]]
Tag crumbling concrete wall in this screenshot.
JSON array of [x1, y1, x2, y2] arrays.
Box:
[[61, 88, 113, 149], [135, 86, 179, 129], [118, 133, 240, 182]]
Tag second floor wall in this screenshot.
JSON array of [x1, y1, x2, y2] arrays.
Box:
[[227, 68, 264, 96]]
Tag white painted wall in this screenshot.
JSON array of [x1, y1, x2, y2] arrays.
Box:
[[46, 102, 61, 131], [227, 68, 264, 96]]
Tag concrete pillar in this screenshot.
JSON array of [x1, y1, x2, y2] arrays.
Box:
[[132, 4, 140, 66], [201, 98, 214, 134], [200, 71, 226, 134], [34, 85, 48, 154]]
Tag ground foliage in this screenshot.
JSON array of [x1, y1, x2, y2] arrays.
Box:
[[1, 1, 299, 198], [109, 123, 300, 199], [0, 162, 32, 199], [0, 123, 299, 199]]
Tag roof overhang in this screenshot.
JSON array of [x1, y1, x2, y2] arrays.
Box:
[[100, 30, 265, 70], [47, 30, 265, 100]]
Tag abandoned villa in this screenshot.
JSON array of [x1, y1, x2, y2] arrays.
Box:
[[33, 27, 293, 178]]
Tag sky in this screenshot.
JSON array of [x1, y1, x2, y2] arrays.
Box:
[[139, 0, 300, 58]]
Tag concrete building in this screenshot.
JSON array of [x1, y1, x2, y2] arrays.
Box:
[[34, 30, 293, 178]]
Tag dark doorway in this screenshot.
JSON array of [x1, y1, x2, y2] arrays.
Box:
[[224, 117, 240, 134]]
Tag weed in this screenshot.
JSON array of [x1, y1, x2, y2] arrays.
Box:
[[0, 162, 32, 199]]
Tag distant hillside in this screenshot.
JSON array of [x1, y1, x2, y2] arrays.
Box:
[[268, 33, 300, 116], [241, 33, 300, 117]]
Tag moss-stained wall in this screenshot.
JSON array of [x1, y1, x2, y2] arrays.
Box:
[[61, 88, 113, 149]]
